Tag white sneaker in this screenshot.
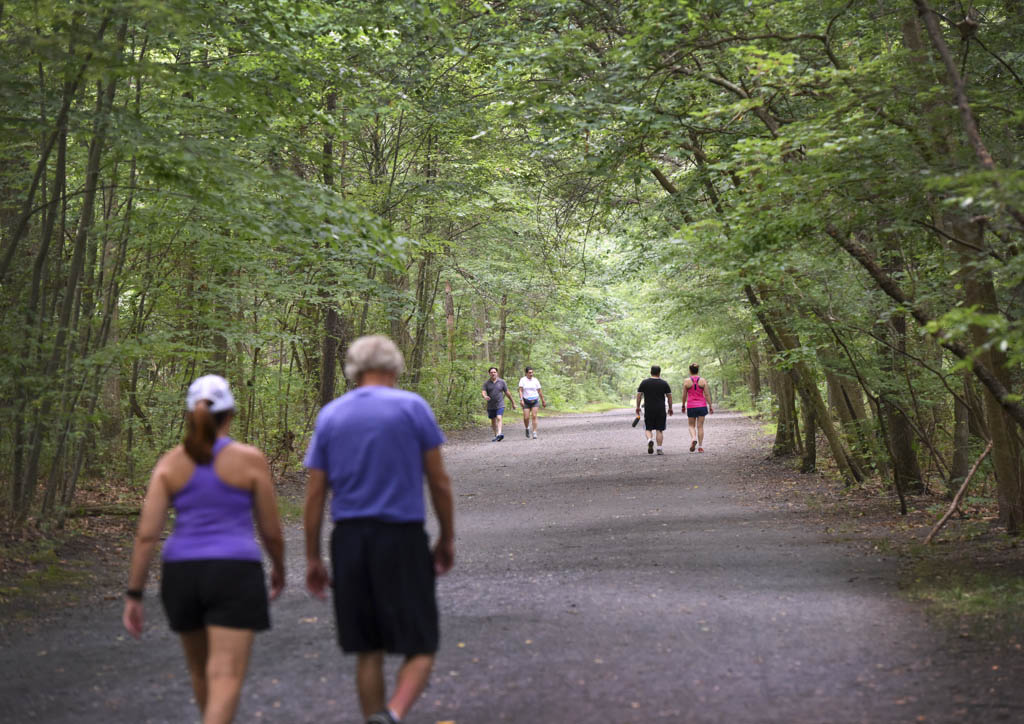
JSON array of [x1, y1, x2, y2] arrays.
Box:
[[656, 448, 663, 455], [532, 431, 537, 439]]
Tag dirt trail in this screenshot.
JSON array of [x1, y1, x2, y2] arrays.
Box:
[[2, 409, 1020, 723]]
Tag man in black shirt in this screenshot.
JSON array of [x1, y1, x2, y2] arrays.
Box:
[[636, 365, 673, 455]]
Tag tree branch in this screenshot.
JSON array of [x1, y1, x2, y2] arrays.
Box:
[[826, 224, 1024, 429], [923, 441, 992, 544], [913, 0, 1024, 227]]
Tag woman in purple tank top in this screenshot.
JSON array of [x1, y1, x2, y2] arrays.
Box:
[[122, 375, 285, 724], [683, 363, 714, 452]]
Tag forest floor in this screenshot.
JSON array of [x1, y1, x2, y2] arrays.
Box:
[[1, 408, 1022, 723]]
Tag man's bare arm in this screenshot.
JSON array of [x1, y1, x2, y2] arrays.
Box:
[[304, 469, 330, 598], [424, 446, 455, 574]]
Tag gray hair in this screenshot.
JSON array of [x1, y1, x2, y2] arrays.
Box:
[[344, 335, 405, 381]]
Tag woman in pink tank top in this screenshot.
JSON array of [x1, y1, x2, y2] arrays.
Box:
[[684, 363, 714, 452]]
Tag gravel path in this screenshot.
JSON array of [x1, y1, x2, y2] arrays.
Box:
[[2, 409, 1020, 723]]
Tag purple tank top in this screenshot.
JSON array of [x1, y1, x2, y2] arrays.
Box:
[[686, 376, 708, 407], [162, 437, 262, 562]]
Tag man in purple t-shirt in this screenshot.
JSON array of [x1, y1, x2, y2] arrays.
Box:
[[303, 335, 455, 724]]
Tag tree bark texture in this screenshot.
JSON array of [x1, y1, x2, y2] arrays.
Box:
[[744, 284, 864, 484]]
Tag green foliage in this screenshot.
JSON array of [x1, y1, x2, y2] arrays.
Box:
[[3, 0, 1024, 528]]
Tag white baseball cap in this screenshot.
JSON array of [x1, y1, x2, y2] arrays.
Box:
[[186, 374, 235, 413]]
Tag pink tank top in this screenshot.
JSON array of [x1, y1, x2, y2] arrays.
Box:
[[686, 376, 708, 407]]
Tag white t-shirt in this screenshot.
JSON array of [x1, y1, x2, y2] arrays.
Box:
[[518, 376, 542, 401]]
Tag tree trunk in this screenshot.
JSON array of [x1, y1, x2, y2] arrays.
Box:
[[444, 280, 455, 363], [770, 368, 798, 457], [800, 398, 817, 473], [949, 373, 971, 498], [744, 284, 863, 484], [885, 313, 924, 494], [955, 218, 1024, 532], [747, 341, 761, 399], [409, 252, 438, 385], [498, 294, 508, 377], [319, 306, 343, 406]]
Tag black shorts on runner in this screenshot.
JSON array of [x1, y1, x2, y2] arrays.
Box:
[[330, 519, 439, 655], [687, 406, 709, 419], [161, 559, 270, 632], [522, 398, 539, 409], [644, 412, 667, 431]]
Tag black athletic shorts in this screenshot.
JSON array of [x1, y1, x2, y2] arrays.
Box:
[[330, 519, 438, 655], [644, 412, 667, 431], [161, 559, 270, 632], [522, 398, 539, 409], [687, 406, 709, 419]]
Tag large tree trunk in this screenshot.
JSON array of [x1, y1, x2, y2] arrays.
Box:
[[955, 218, 1024, 532], [770, 368, 798, 457], [883, 313, 925, 494]]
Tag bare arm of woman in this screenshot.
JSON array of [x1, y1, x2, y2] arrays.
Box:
[[122, 461, 172, 638], [701, 379, 713, 412], [250, 449, 285, 600]]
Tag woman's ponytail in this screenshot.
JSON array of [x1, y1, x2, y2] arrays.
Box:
[[184, 399, 218, 463]]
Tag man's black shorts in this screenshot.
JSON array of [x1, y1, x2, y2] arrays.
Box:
[[330, 519, 438, 655], [161, 559, 270, 632], [644, 411, 667, 431]]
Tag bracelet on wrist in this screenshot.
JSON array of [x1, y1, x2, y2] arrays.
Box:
[[125, 588, 144, 601]]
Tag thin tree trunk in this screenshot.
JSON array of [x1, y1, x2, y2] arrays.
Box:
[[747, 341, 761, 399], [498, 294, 508, 377], [444, 280, 456, 363], [800, 398, 817, 473], [949, 373, 971, 498]]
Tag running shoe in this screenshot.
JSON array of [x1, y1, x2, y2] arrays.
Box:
[[525, 428, 530, 438], [491, 436, 498, 442], [366, 713, 397, 724], [532, 431, 537, 439], [496, 433, 504, 441], [648, 440, 654, 454], [656, 448, 663, 455], [690, 440, 697, 452], [698, 447, 704, 453]]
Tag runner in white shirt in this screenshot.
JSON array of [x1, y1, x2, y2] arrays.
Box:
[[518, 367, 547, 439]]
